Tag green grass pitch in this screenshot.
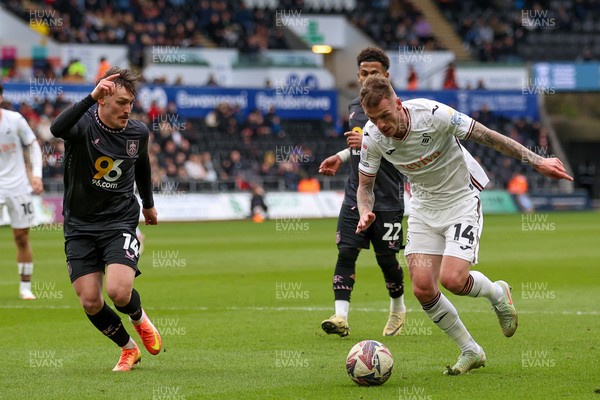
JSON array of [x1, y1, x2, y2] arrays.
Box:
[[1, 212, 599, 399]]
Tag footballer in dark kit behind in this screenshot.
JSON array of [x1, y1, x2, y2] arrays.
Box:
[[344, 96, 403, 213]]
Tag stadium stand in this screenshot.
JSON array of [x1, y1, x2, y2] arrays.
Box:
[[3, 0, 445, 67], [0, 0, 579, 196], [436, 0, 600, 62]]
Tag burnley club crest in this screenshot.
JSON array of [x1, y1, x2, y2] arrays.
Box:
[[126, 140, 139, 157]]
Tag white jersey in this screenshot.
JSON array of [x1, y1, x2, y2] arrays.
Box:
[[0, 109, 36, 196], [359, 98, 489, 209]]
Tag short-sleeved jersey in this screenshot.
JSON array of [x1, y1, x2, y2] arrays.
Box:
[[56, 105, 151, 232], [344, 97, 403, 212], [0, 109, 36, 196], [359, 98, 489, 209]]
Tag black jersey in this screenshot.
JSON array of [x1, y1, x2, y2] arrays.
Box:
[[344, 96, 404, 211], [50, 95, 154, 232]]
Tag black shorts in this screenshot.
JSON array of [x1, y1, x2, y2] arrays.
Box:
[[336, 204, 404, 255], [65, 228, 141, 283]]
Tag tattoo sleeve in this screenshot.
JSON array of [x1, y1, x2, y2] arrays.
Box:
[[357, 172, 376, 217], [469, 121, 544, 168]]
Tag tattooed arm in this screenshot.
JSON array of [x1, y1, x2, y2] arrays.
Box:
[[469, 121, 572, 181], [356, 172, 377, 233]]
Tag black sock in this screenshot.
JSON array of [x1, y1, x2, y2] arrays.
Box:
[[86, 302, 130, 347], [377, 254, 405, 298], [333, 247, 360, 301], [114, 288, 143, 321]]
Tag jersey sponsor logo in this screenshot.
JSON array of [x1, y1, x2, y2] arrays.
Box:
[[421, 133, 432, 146], [126, 140, 139, 157], [352, 126, 362, 134], [432, 105, 439, 115], [398, 150, 442, 170], [450, 112, 464, 126], [92, 138, 100, 145], [351, 148, 360, 156], [385, 148, 396, 155], [92, 156, 124, 189], [0, 142, 17, 153], [359, 160, 370, 168]]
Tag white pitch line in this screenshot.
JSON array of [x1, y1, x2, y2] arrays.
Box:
[[0, 304, 598, 316]]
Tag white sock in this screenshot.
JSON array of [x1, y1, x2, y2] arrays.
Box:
[[20, 281, 32, 293], [390, 295, 406, 313], [334, 300, 349, 320], [122, 337, 137, 350], [18, 262, 33, 276], [422, 292, 480, 354], [465, 271, 503, 305]]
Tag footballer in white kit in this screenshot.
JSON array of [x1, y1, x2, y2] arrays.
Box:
[[0, 84, 44, 299], [356, 76, 572, 375], [359, 97, 489, 263]]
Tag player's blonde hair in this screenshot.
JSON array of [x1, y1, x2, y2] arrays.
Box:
[[360, 75, 396, 109]]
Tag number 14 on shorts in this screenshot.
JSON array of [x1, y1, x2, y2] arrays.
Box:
[[452, 223, 475, 248], [122, 233, 140, 258]]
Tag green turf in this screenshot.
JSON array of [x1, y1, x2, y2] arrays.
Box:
[[1, 212, 599, 399]]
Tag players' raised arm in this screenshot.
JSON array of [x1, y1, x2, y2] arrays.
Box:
[[50, 94, 96, 139], [356, 171, 377, 233], [468, 121, 573, 181]]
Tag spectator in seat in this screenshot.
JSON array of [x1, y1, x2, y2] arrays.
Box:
[[298, 174, 321, 193], [407, 65, 418, 91], [443, 63, 459, 90], [95, 57, 111, 83], [507, 171, 534, 213]]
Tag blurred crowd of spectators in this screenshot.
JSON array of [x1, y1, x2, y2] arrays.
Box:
[[0, 93, 324, 192], [345, 0, 444, 51], [3, 0, 444, 69], [2, 0, 290, 70], [437, 0, 600, 62]]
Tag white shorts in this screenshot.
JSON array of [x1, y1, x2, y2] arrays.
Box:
[[405, 196, 483, 264], [0, 193, 34, 229]]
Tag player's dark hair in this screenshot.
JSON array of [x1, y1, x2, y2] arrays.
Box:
[[97, 67, 139, 97], [360, 75, 395, 109], [357, 47, 390, 71]]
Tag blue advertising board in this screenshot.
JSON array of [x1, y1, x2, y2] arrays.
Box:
[[532, 62, 600, 91], [1, 82, 338, 120], [395, 90, 539, 120], [2, 83, 538, 120]]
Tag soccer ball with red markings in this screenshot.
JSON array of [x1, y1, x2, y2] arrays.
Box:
[[345, 340, 394, 386]]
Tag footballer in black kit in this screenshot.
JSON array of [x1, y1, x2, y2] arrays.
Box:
[[50, 68, 162, 372], [319, 47, 406, 337], [57, 96, 153, 281], [339, 96, 404, 254]]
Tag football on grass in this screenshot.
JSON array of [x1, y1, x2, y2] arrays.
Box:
[[345, 340, 393, 386]]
